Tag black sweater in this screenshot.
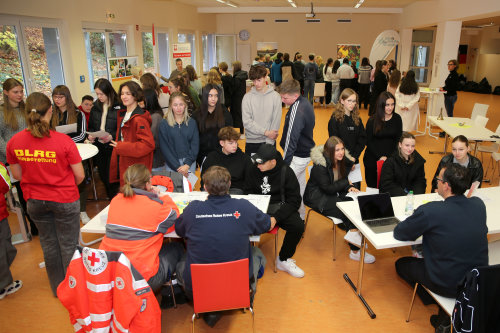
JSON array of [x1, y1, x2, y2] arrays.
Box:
[[444, 69, 459, 96], [363, 113, 402, 165], [327, 114, 366, 163], [200, 147, 253, 190], [379, 150, 426, 197]]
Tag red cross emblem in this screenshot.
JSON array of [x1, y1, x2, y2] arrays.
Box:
[[88, 252, 100, 267], [233, 211, 241, 219]]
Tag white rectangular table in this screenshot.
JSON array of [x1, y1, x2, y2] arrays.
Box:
[[81, 192, 271, 243], [336, 187, 500, 318], [427, 116, 497, 155]]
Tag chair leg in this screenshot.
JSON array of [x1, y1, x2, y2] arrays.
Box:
[[332, 225, 337, 261], [303, 208, 313, 238], [406, 283, 419, 322], [249, 307, 255, 333], [274, 230, 278, 273], [169, 278, 177, 309], [191, 313, 196, 333]]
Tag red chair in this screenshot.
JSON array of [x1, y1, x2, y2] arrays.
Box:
[[267, 226, 279, 273], [376, 159, 385, 188], [191, 258, 254, 332]]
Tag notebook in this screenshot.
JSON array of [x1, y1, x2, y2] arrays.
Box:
[[357, 193, 401, 234]]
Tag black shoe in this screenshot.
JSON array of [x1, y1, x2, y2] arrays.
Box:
[[430, 314, 441, 328], [439, 131, 446, 138], [435, 323, 451, 333], [430, 309, 449, 329], [203, 312, 222, 328]]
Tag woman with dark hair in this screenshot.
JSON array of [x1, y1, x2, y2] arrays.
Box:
[[51, 85, 86, 143], [7, 92, 84, 296], [323, 58, 334, 105], [141, 89, 166, 173], [328, 88, 366, 188], [185, 65, 202, 98], [395, 70, 420, 131], [88, 78, 121, 199], [168, 77, 195, 116], [140, 72, 170, 113], [357, 57, 372, 109], [369, 59, 389, 116], [331, 60, 341, 104], [218, 62, 233, 109], [204, 69, 225, 106], [159, 92, 199, 177], [442, 59, 459, 117], [431, 135, 483, 192], [194, 84, 233, 166], [387, 69, 401, 97], [230, 61, 248, 135], [304, 136, 375, 263], [363, 91, 403, 188], [109, 81, 155, 187], [379, 132, 426, 197]]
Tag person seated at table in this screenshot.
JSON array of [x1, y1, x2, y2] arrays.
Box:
[[393, 163, 488, 331], [304, 136, 376, 263], [431, 135, 483, 193], [175, 166, 274, 327], [379, 132, 426, 197], [245, 144, 306, 278], [200, 127, 253, 194], [99, 164, 183, 292]]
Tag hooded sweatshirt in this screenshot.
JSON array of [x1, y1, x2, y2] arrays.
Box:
[[270, 59, 283, 84], [242, 86, 282, 144]]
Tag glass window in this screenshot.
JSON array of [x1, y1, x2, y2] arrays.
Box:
[[412, 30, 434, 43], [203, 34, 217, 73], [178, 33, 195, 67], [109, 32, 127, 57], [0, 25, 25, 103], [84, 31, 108, 86], [142, 32, 155, 73], [215, 35, 236, 71], [157, 32, 170, 79]]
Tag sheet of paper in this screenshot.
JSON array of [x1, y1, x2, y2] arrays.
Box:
[[87, 131, 111, 139], [187, 173, 198, 189], [346, 188, 379, 201], [348, 163, 362, 183], [55, 123, 77, 134]]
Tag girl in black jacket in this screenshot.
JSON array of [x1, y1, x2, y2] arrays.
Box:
[[379, 132, 426, 197], [368, 60, 389, 116], [304, 136, 375, 263]]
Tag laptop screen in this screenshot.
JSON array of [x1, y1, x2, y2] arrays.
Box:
[[357, 193, 396, 221]]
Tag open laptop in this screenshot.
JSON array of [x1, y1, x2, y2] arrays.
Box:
[[357, 193, 401, 234]]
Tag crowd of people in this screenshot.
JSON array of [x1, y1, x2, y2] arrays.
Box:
[[0, 53, 488, 331]]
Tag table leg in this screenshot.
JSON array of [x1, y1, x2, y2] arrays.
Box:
[[88, 159, 98, 200], [429, 133, 448, 155], [343, 235, 376, 319]]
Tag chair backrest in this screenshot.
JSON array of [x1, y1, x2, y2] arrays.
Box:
[[474, 115, 489, 128], [470, 103, 489, 121], [495, 123, 500, 135], [191, 258, 250, 314], [376, 159, 385, 188], [314, 82, 326, 97]]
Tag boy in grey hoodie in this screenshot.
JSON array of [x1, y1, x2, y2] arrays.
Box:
[[242, 65, 282, 155]]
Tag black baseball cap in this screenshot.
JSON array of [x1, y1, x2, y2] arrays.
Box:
[[251, 144, 277, 164]]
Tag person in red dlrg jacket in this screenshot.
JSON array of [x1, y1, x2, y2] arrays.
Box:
[[110, 81, 155, 187]]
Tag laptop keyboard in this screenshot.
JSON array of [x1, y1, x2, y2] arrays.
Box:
[[365, 217, 400, 227]]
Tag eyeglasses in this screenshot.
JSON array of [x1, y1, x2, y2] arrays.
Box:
[[447, 63, 455, 66], [53, 95, 65, 100], [434, 177, 446, 183]]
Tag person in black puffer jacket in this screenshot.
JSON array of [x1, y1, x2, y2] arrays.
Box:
[[379, 132, 426, 197], [303, 136, 376, 264]]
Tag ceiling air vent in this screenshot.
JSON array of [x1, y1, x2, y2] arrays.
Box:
[[337, 19, 352, 23], [251, 19, 265, 23], [275, 19, 289, 23], [306, 19, 321, 23]]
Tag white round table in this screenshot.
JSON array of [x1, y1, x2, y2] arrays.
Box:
[[76, 143, 99, 200]]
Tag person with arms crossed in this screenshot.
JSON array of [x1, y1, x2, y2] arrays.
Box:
[[394, 163, 488, 330], [246, 144, 305, 278], [175, 166, 274, 327], [7, 92, 85, 296], [278, 79, 315, 220], [242, 65, 282, 155]]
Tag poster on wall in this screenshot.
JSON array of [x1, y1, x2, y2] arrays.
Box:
[[256, 42, 278, 57], [108, 56, 139, 92], [337, 44, 361, 66], [172, 43, 192, 66], [369, 30, 400, 65]]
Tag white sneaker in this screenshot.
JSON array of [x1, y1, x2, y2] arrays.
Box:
[[276, 257, 305, 278], [80, 212, 90, 225], [344, 230, 364, 247], [349, 250, 376, 264]]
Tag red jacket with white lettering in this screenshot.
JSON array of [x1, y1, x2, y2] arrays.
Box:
[[57, 247, 161, 333]]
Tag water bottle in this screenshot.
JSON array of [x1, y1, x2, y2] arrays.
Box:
[[405, 190, 414, 216]]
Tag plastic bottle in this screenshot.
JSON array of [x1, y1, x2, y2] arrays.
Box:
[[405, 190, 414, 216]]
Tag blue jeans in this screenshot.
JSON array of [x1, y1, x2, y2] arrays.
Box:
[[444, 94, 457, 117], [303, 79, 315, 104], [332, 83, 340, 104], [27, 198, 80, 296]]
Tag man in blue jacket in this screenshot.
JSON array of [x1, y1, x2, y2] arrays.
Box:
[[278, 79, 315, 219], [393, 163, 488, 330]]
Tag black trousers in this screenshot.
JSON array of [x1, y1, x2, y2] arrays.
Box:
[[339, 79, 352, 96], [272, 210, 304, 261], [395, 257, 456, 305], [325, 82, 332, 104], [319, 197, 359, 251], [358, 83, 371, 109], [93, 144, 118, 199]]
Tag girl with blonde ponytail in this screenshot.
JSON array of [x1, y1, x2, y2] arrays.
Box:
[[100, 163, 183, 292], [6, 92, 85, 296]]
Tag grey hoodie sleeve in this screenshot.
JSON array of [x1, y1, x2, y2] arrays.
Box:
[[266, 93, 283, 144], [242, 93, 267, 136]]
